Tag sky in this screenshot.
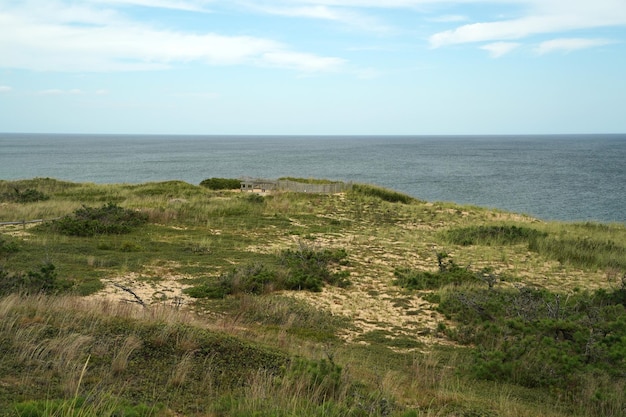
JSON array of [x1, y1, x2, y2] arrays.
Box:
[[1, 0, 625, 135]]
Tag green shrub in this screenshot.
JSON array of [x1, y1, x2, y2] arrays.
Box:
[[394, 267, 478, 290], [279, 245, 350, 292], [0, 236, 20, 256], [185, 263, 277, 299], [119, 241, 143, 252], [184, 282, 228, 299], [394, 253, 478, 290], [0, 262, 70, 295], [200, 177, 241, 190], [50, 203, 148, 237], [185, 246, 350, 298], [437, 285, 626, 393]]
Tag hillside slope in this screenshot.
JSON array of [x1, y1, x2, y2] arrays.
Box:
[[1, 178, 625, 416]]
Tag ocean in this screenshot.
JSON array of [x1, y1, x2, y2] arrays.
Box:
[[1, 133, 625, 223]]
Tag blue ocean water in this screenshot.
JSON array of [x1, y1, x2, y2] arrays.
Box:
[[1, 133, 625, 223]]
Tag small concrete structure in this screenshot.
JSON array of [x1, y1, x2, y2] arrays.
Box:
[[240, 178, 278, 193]]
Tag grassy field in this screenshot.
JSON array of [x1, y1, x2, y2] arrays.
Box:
[[1, 178, 625, 416]]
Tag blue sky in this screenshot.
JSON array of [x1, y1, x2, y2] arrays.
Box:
[[1, 0, 625, 135]]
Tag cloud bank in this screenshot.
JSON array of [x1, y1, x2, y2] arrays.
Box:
[[480, 42, 520, 58], [1, 0, 624, 76], [534, 38, 616, 55], [0, 0, 345, 73], [428, 0, 626, 55]]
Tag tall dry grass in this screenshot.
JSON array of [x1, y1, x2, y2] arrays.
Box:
[[111, 335, 142, 375]]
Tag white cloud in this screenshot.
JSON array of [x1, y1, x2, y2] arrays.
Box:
[[480, 41, 520, 57], [429, 1, 626, 48], [0, 85, 12, 93], [535, 38, 615, 55], [244, 2, 396, 34], [90, 0, 213, 12], [0, 0, 345, 73], [238, 1, 522, 8], [430, 15, 584, 47], [259, 4, 342, 20]]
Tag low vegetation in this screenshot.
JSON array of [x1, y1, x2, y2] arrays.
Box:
[[351, 183, 415, 204], [0, 262, 70, 296], [1, 177, 625, 416], [394, 252, 481, 290], [199, 177, 241, 190], [445, 224, 626, 270], [444, 224, 547, 246], [184, 243, 350, 298], [0, 187, 49, 204], [47, 203, 149, 237]]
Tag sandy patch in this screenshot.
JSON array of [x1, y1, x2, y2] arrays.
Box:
[[85, 268, 194, 308]]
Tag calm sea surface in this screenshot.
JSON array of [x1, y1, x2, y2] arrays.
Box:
[[1, 133, 625, 223]]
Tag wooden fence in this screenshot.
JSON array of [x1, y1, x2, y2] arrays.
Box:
[[276, 179, 352, 194], [240, 178, 352, 194], [0, 217, 60, 228]]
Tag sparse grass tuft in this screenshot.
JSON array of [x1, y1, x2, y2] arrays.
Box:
[[529, 234, 626, 270], [444, 224, 547, 246]]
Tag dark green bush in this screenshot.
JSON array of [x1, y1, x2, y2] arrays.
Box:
[[279, 245, 350, 292], [185, 263, 278, 299], [222, 263, 278, 295], [200, 177, 241, 190], [50, 203, 148, 236], [438, 285, 626, 392], [0, 262, 70, 295], [0, 236, 19, 256], [394, 267, 477, 290], [185, 246, 350, 298], [394, 254, 478, 290]]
